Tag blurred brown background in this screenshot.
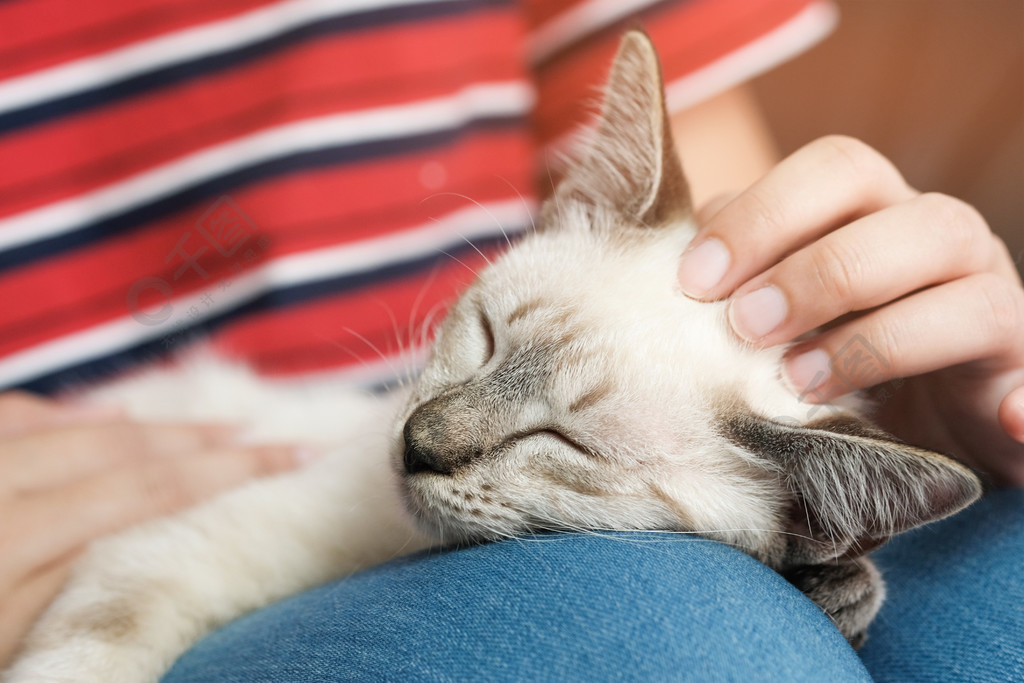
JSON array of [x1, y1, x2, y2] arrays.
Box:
[[752, 0, 1024, 276]]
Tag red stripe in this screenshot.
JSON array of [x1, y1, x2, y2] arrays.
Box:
[[533, 0, 817, 145], [0, 11, 524, 218], [0, 0, 279, 81], [0, 131, 533, 357], [211, 249, 496, 377], [522, 0, 579, 30], [0, 0, 822, 382]]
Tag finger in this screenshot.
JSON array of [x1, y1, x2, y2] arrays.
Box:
[[783, 274, 1024, 401], [998, 385, 1024, 444], [0, 422, 239, 494], [677, 136, 917, 300], [0, 444, 304, 579], [0, 552, 78, 668], [727, 193, 997, 344], [0, 393, 122, 439]]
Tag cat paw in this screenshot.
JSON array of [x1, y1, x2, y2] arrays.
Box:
[[784, 556, 885, 648]]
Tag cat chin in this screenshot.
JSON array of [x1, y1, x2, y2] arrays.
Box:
[[398, 476, 501, 544]]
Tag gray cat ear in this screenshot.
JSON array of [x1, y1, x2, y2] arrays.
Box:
[[725, 412, 983, 562], [546, 30, 692, 227]]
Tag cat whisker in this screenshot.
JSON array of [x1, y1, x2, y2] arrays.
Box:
[[454, 231, 493, 267], [436, 248, 480, 278], [542, 155, 565, 231], [511, 522, 820, 547], [315, 333, 402, 388], [370, 297, 416, 388], [494, 175, 538, 238], [405, 263, 442, 370], [326, 328, 407, 390], [417, 301, 448, 353], [425, 214, 492, 268], [422, 191, 518, 250]]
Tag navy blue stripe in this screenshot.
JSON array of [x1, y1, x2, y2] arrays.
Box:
[[0, 114, 524, 273], [12, 230, 519, 395], [0, 0, 512, 136]]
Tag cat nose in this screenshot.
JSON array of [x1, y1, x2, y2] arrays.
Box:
[[402, 419, 451, 475]]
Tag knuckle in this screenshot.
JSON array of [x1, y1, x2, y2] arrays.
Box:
[[918, 193, 988, 249], [988, 233, 1022, 277], [816, 135, 881, 174], [973, 274, 1024, 350], [806, 239, 863, 303], [870, 322, 904, 372], [745, 186, 790, 236], [815, 134, 875, 161], [812, 135, 906, 194], [991, 232, 1014, 262]]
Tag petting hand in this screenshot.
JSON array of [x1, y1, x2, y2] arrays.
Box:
[[0, 393, 305, 667], [677, 135, 1024, 487]]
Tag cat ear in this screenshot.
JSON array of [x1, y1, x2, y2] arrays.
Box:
[[725, 412, 983, 562], [546, 30, 691, 227]]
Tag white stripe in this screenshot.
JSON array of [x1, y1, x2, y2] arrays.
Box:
[[545, 1, 838, 158], [0, 80, 533, 252], [0, 199, 533, 389], [528, 0, 660, 65], [0, 0, 445, 116], [664, 1, 838, 111]]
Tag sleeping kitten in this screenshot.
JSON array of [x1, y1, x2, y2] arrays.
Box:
[[5, 31, 981, 682]]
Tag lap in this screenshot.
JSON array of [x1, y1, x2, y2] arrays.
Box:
[[162, 533, 867, 682], [163, 490, 1023, 682], [860, 488, 1024, 682]]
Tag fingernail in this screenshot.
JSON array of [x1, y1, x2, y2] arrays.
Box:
[[292, 446, 324, 466], [678, 238, 730, 298], [785, 349, 832, 398], [730, 285, 788, 340]]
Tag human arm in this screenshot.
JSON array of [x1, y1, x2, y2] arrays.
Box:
[[0, 393, 303, 667]]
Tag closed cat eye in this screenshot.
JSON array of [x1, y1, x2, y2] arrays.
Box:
[[530, 428, 595, 458]]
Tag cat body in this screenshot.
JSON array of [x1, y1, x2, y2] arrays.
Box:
[[5, 32, 981, 681]]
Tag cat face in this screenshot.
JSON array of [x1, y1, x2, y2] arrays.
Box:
[[392, 32, 981, 569], [396, 208, 793, 555]]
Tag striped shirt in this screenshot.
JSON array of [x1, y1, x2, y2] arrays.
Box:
[[0, 0, 836, 394]]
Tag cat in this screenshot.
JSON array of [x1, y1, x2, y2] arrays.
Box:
[[5, 31, 982, 682]]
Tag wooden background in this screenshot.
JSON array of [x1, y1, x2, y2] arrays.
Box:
[[752, 0, 1024, 275]]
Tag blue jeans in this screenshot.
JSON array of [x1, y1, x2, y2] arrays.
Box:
[[163, 490, 1024, 682]]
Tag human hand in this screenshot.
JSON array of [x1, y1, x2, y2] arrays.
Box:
[[677, 135, 1024, 486], [0, 393, 305, 666]]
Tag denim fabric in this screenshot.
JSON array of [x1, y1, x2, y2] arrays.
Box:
[[162, 491, 1023, 682], [860, 488, 1024, 682]]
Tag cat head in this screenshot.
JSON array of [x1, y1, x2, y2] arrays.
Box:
[[393, 31, 981, 567]]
